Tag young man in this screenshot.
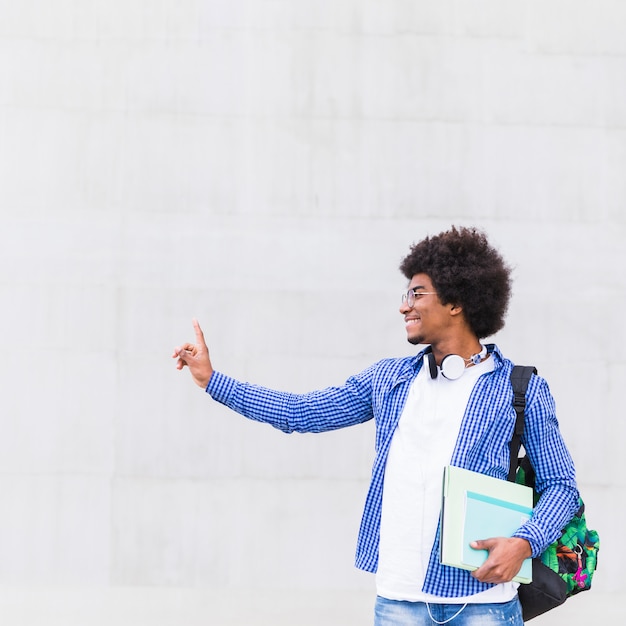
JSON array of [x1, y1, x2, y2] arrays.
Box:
[[173, 226, 579, 625]]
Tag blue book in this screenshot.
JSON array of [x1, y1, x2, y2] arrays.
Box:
[[462, 491, 532, 581]]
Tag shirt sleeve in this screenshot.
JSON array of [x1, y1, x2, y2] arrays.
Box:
[[512, 375, 580, 557], [205, 365, 377, 434]]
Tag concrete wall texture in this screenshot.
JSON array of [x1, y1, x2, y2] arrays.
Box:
[[0, 1, 623, 624]]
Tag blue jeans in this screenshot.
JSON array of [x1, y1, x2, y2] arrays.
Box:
[[374, 596, 524, 625]]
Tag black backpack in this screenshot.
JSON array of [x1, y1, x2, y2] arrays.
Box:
[[507, 365, 600, 621]]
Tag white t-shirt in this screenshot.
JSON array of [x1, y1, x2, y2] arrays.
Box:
[[376, 354, 518, 603]]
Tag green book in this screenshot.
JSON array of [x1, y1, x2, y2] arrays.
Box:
[[440, 465, 533, 584]]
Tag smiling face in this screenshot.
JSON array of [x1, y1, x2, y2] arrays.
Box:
[[400, 273, 458, 347]]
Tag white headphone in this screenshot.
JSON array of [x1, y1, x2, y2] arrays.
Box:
[[425, 345, 487, 380]]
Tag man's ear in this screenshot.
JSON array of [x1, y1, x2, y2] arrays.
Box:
[[449, 303, 463, 317]]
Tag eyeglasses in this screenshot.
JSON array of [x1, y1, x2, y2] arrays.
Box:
[[401, 289, 437, 308]]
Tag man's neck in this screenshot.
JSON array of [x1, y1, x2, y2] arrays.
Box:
[[429, 338, 483, 366]]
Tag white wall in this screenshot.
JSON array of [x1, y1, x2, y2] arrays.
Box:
[[0, 1, 623, 623]]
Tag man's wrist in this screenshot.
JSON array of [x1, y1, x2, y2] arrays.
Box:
[[511, 536, 532, 558]]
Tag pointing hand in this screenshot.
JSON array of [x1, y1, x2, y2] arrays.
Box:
[[172, 318, 214, 389]]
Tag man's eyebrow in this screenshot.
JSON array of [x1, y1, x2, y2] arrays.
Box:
[[410, 284, 428, 291]]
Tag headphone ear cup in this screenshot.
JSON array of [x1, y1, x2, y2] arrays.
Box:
[[440, 354, 466, 380], [427, 352, 438, 379]]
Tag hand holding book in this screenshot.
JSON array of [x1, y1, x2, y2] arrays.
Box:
[[469, 536, 532, 584]]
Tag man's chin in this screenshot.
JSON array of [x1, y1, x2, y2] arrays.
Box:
[[407, 335, 424, 346]]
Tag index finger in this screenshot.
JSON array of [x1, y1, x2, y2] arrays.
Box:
[[192, 318, 207, 345]]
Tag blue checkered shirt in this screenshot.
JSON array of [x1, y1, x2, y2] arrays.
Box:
[[206, 344, 579, 598]]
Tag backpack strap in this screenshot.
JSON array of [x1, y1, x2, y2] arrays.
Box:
[[508, 365, 537, 481]]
